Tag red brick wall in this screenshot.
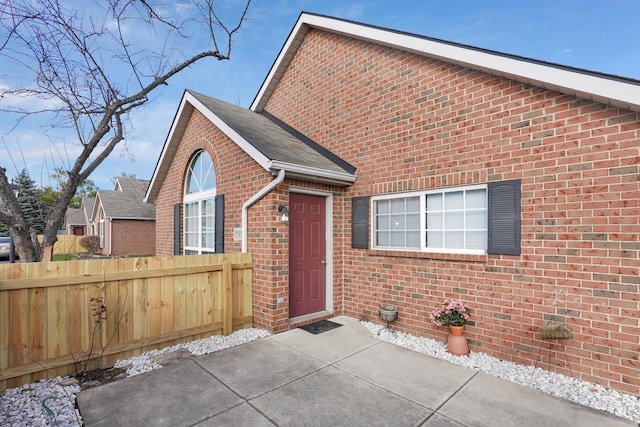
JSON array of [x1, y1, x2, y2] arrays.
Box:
[[260, 29, 640, 395], [154, 110, 313, 331], [110, 220, 156, 256]]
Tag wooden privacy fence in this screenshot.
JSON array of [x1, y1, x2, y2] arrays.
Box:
[[0, 253, 253, 390], [38, 234, 83, 255]]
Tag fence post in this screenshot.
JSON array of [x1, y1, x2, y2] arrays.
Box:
[[222, 261, 233, 335]]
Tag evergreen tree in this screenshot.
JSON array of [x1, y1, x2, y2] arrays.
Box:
[[15, 169, 46, 235], [0, 210, 7, 236]]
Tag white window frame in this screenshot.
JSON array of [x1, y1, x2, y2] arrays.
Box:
[[183, 151, 216, 255], [372, 184, 487, 255], [99, 209, 105, 249]]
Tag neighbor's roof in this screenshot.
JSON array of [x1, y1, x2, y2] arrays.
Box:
[[95, 179, 155, 220], [251, 12, 640, 114], [114, 177, 150, 200], [64, 207, 85, 226], [145, 90, 356, 202]]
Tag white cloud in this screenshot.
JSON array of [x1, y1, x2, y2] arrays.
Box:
[[0, 131, 86, 186], [0, 83, 63, 112]]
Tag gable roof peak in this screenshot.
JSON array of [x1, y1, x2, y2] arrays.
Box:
[[251, 12, 640, 114], [145, 90, 356, 203]]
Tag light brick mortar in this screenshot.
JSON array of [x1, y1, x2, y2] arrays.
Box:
[[260, 29, 640, 395], [156, 29, 639, 395]]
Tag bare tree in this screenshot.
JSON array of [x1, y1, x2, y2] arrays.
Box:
[[0, 0, 251, 262]]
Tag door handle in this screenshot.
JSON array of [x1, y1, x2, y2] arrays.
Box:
[[321, 260, 327, 265]]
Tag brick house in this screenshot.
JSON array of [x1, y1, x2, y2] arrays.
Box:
[[146, 13, 640, 395], [91, 177, 156, 256]]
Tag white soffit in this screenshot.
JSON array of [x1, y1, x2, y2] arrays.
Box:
[[252, 13, 640, 113], [146, 90, 357, 202]]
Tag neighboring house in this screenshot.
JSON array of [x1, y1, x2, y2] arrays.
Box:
[[91, 178, 156, 256], [145, 13, 640, 396], [64, 208, 86, 235], [80, 197, 96, 236]]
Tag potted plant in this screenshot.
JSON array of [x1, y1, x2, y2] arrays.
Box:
[[539, 315, 573, 340], [379, 304, 398, 323], [430, 299, 471, 356], [378, 304, 398, 334]]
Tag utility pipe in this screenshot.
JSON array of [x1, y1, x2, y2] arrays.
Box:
[[241, 169, 285, 252]]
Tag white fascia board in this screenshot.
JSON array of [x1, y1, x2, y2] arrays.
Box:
[[186, 92, 272, 172], [269, 160, 356, 184], [308, 14, 640, 111], [144, 95, 193, 203], [253, 13, 640, 113], [146, 91, 273, 203], [90, 193, 102, 221]]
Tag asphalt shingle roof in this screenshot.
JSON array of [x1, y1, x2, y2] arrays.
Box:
[[65, 208, 85, 226], [99, 179, 155, 220], [188, 90, 355, 176]]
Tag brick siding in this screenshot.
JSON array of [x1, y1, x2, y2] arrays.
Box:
[[110, 219, 155, 256], [260, 29, 640, 395], [156, 28, 640, 396]]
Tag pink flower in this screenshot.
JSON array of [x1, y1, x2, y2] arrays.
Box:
[[430, 299, 471, 327]]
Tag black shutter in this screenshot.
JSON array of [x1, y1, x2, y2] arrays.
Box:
[[173, 204, 181, 255], [352, 196, 369, 249], [214, 194, 225, 253], [487, 180, 521, 255]]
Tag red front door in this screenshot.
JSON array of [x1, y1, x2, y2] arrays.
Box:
[[289, 193, 327, 318]]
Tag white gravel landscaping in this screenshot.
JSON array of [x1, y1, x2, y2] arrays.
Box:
[[363, 321, 640, 424], [1, 321, 638, 426], [0, 328, 271, 427]]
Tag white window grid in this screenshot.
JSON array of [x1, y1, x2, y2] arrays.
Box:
[[372, 184, 487, 255], [183, 151, 216, 255]]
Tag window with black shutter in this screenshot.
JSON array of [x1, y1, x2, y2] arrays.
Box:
[[487, 180, 521, 255], [214, 194, 225, 253], [366, 180, 521, 255], [352, 196, 369, 249], [173, 203, 181, 255]]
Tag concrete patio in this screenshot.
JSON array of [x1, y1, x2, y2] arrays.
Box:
[[77, 316, 634, 426]]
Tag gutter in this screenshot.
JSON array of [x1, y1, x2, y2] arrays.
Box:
[[108, 217, 155, 221], [241, 169, 286, 252], [269, 161, 355, 186]]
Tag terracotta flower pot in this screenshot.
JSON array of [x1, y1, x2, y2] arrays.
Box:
[[447, 325, 470, 356]]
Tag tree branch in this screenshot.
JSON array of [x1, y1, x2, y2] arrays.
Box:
[[0, 0, 252, 261]]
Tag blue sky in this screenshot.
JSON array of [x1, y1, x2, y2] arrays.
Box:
[[1, 0, 639, 190]]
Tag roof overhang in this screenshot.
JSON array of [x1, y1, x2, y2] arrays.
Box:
[[90, 193, 102, 220], [145, 90, 356, 203], [251, 13, 640, 114], [269, 160, 356, 186]]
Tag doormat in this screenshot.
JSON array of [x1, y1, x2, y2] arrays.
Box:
[[299, 320, 342, 335]]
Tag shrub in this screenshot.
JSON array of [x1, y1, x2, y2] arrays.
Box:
[[79, 235, 100, 254]]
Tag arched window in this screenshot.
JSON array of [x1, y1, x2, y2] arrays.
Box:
[[183, 151, 216, 254]]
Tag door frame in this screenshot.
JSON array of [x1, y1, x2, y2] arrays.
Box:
[[288, 186, 333, 318]]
